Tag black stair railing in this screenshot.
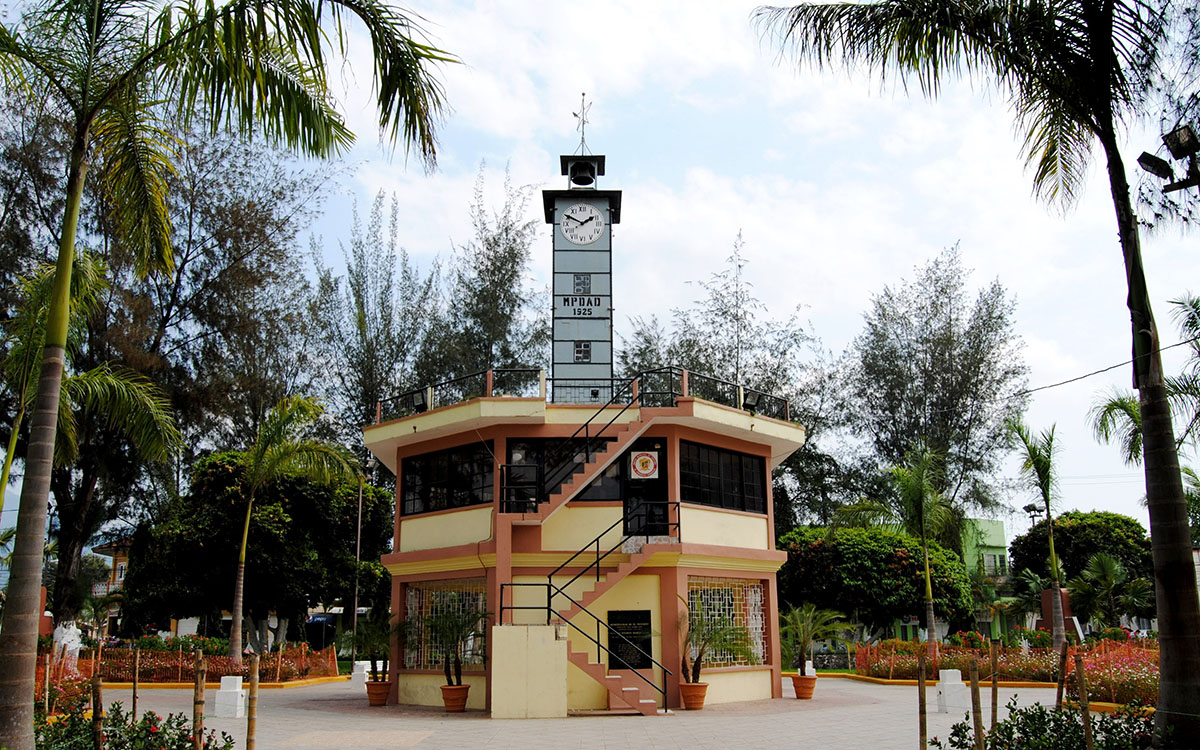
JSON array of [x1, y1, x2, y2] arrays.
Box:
[[499, 582, 671, 705], [545, 500, 679, 612]]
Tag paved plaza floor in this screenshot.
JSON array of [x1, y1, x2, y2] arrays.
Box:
[[102, 677, 1058, 750]]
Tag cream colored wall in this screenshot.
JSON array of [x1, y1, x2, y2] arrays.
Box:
[[399, 506, 493, 552], [541, 505, 624, 551], [565, 574, 664, 710], [701, 669, 774, 704], [395, 673, 487, 709], [680, 506, 769, 549], [490, 625, 567, 718]]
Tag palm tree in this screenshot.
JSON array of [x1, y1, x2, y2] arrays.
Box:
[[1008, 417, 1066, 652], [756, 1, 1200, 740], [1009, 568, 1052, 629], [2, 252, 180, 632], [228, 396, 355, 663], [836, 446, 953, 657], [0, 1, 449, 745], [1067, 552, 1153, 630], [779, 603, 855, 675]]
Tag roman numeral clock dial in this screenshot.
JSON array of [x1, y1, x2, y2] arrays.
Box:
[[561, 202, 604, 245]]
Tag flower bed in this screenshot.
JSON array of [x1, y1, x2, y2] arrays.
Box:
[[855, 639, 1159, 705]]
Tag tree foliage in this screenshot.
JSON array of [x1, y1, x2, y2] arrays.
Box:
[[309, 190, 436, 457], [120, 452, 392, 637], [777, 526, 973, 633], [413, 167, 548, 385], [840, 247, 1027, 514], [1009, 511, 1153, 584], [1066, 552, 1154, 629]]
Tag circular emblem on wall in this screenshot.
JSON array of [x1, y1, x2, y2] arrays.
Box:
[[631, 451, 659, 479]]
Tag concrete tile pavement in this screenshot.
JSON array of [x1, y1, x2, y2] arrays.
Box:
[[101, 677, 1059, 750]]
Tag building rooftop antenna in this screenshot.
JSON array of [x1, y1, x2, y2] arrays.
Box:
[[573, 92, 592, 155]]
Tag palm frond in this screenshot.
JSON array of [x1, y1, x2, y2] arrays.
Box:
[[90, 91, 177, 276], [1016, 85, 1092, 209], [1088, 390, 1142, 466], [59, 363, 181, 462], [1008, 416, 1058, 507], [754, 1, 1008, 97]]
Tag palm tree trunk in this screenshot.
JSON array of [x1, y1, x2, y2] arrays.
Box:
[[1046, 520, 1065, 652], [0, 132, 87, 750], [1100, 129, 1200, 744], [229, 492, 256, 663], [922, 543, 936, 659]]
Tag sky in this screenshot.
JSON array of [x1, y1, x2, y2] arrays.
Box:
[[303, 0, 1200, 544], [2, 0, 1197, 556]]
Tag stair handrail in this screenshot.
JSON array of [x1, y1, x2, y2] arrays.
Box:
[[499, 582, 671, 703], [546, 500, 680, 607]]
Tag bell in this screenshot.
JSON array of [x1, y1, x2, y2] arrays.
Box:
[[569, 161, 596, 186]]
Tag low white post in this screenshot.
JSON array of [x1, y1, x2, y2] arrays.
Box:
[[214, 675, 247, 718]]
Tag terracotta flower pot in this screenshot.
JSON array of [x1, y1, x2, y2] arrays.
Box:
[[365, 680, 392, 706], [678, 681, 708, 710], [440, 683, 471, 712], [791, 673, 817, 699]]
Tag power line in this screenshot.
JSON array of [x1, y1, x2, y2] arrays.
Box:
[[1018, 336, 1198, 398]]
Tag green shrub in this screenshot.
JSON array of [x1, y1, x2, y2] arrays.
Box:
[[1100, 627, 1130, 642], [929, 698, 1157, 749]]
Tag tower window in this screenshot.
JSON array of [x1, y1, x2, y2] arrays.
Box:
[[573, 274, 592, 294], [574, 341, 591, 362]]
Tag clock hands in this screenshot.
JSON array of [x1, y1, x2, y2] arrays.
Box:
[[564, 214, 583, 225]]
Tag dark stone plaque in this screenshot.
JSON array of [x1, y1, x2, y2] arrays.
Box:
[[608, 610, 652, 670]]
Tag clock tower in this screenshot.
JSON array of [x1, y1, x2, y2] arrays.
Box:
[[542, 154, 621, 403]]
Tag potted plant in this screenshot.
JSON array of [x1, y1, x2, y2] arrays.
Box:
[[677, 595, 759, 710], [779, 603, 854, 699], [423, 604, 489, 712], [355, 617, 406, 706]]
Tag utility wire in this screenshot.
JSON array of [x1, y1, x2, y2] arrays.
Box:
[[1018, 336, 1198, 398]]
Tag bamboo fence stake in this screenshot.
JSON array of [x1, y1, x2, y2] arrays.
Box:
[[917, 650, 927, 750], [989, 639, 999, 731], [248, 654, 259, 750], [192, 651, 206, 750], [275, 646, 283, 682], [43, 652, 51, 714], [1074, 654, 1094, 750], [1054, 642, 1069, 711], [131, 648, 140, 720], [969, 658, 985, 750], [91, 671, 104, 750], [177, 643, 183, 682]]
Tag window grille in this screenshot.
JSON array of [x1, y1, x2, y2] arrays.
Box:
[[573, 274, 592, 294], [404, 579, 487, 671], [574, 341, 592, 363], [687, 577, 766, 668]]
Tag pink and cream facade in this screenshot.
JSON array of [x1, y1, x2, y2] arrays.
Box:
[[363, 155, 807, 716]]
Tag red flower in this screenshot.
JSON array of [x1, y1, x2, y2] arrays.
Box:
[[150, 725, 159, 733]]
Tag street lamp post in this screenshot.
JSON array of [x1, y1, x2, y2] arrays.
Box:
[[351, 456, 377, 665]]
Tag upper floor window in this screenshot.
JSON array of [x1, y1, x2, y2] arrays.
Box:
[[401, 441, 494, 515], [573, 274, 592, 295], [680, 440, 766, 514], [574, 341, 592, 363]]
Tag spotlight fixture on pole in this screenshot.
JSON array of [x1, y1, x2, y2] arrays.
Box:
[[1138, 123, 1200, 195], [1022, 502, 1041, 529]]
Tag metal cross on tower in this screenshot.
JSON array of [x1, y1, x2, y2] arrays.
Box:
[[573, 92, 592, 155]]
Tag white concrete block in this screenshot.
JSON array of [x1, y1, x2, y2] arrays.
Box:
[[350, 662, 371, 690], [935, 669, 970, 714], [214, 676, 246, 718]]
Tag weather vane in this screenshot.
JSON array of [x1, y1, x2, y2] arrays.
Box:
[[573, 92, 592, 155]]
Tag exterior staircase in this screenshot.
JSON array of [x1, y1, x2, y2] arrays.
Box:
[[567, 649, 660, 715], [514, 416, 653, 524], [552, 543, 664, 622]]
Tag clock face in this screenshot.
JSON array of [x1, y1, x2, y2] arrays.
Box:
[[560, 202, 605, 245]]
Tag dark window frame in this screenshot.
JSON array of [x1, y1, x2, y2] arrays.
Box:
[[401, 441, 494, 516], [679, 440, 766, 514]]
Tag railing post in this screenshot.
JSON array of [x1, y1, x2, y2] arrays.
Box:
[[425, 386, 434, 412], [375, 401, 381, 423], [632, 377, 639, 404], [485, 369, 494, 397], [680, 369, 689, 398], [736, 385, 745, 411], [784, 399, 790, 422], [539, 370, 547, 401]]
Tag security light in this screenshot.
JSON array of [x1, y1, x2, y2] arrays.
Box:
[[1137, 152, 1174, 180], [1163, 124, 1199, 160], [742, 390, 762, 411]]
